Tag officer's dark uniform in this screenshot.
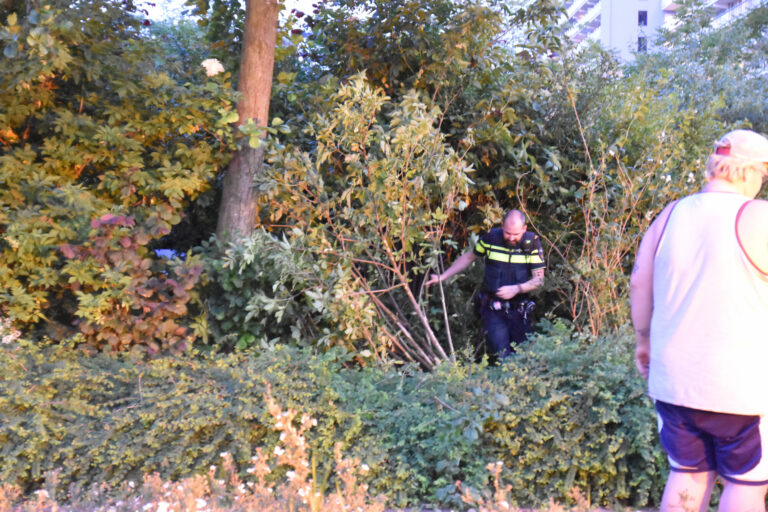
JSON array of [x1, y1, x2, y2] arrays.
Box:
[[473, 228, 546, 358]]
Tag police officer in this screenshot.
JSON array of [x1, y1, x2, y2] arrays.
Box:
[[425, 210, 546, 358]]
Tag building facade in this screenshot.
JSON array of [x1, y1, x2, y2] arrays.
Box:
[[563, 0, 765, 61]]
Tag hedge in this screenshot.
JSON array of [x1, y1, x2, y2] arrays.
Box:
[[0, 322, 666, 509]]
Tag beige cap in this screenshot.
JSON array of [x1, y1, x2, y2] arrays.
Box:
[[714, 129, 768, 162]]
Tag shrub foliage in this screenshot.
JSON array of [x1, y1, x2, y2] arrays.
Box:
[[0, 1, 236, 350], [0, 323, 664, 509]]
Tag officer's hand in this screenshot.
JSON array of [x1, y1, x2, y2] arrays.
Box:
[[495, 285, 519, 300], [424, 274, 441, 287]]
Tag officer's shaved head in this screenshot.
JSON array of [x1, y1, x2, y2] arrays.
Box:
[[502, 209, 525, 227], [502, 210, 526, 245]]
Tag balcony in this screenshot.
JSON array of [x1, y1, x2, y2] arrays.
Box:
[[664, 0, 751, 11], [565, 0, 600, 22], [663, 0, 761, 25], [566, 2, 602, 43], [712, 0, 763, 27]]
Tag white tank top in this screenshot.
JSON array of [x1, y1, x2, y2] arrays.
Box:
[[649, 192, 768, 414]]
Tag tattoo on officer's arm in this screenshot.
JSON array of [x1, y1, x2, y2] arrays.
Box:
[[635, 327, 650, 338]]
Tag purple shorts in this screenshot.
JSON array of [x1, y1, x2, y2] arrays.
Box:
[[655, 400, 768, 485]]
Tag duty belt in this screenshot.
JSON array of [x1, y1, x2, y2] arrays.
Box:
[[489, 300, 512, 312], [489, 299, 536, 321]]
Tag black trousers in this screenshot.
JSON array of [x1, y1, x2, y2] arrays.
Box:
[[480, 305, 530, 359]]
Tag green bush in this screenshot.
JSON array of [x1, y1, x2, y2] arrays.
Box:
[[0, 323, 665, 509], [203, 74, 472, 364], [200, 230, 352, 351], [0, 1, 236, 350]]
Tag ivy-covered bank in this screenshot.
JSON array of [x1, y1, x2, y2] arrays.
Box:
[[1, 322, 665, 510]]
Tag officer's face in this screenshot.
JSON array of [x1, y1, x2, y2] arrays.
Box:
[[502, 220, 526, 245]]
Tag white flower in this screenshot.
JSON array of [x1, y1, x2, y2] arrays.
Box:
[[219, 452, 229, 458], [274, 446, 285, 456], [0, 318, 20, 344], [201, 58, 225, 77], [195, 498, 207, 510], [687, 172, 696, 183], [128, 481, 135, 489], [286, 470, 296, 481], [157, 502, 170, 512], [360, 464, 370, 472]]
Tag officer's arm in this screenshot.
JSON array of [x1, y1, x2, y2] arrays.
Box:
[[517, 268, 544, 293], [496, 268, 543, 300], [425, 251, 477, 287]]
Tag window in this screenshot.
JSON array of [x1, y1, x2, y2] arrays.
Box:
[[638, 36, 648, 52], [638, 10, 648, 26]]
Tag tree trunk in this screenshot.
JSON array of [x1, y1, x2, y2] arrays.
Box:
[[216, 0, 280, 243]]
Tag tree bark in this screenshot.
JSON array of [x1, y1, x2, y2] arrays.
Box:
[[216, 0, 280, 243]]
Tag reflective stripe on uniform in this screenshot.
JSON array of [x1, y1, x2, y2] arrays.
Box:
[[487, 253, 545, 264], [477, 238, 544, 264], [488, 252, 530, 263]]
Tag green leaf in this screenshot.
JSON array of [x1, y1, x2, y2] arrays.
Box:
[[221, 111, 239, 125], [7, 12, 17, 26], [3, 44, 16, 58], [248, 135, 263, 149]]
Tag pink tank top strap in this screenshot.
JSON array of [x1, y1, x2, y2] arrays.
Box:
[[735, 199, 768, 276]]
